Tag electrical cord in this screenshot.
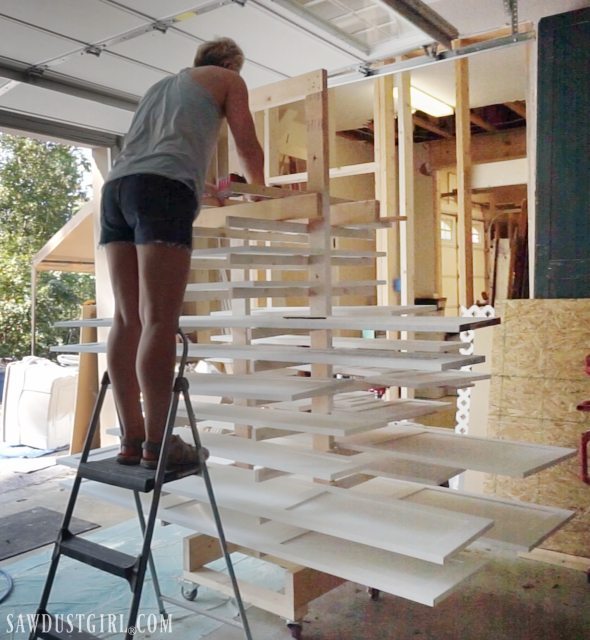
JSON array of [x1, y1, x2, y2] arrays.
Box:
[[0, 568, 14, 603]]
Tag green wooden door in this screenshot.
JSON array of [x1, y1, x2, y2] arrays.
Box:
[[536, 8, 590, 297]]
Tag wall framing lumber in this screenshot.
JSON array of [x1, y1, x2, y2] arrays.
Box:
[[395, 71, 415, 307], [249, 70, 325, 111], [424, 127, 526, 170], [373, 75, 399, 310], [455, 57, 474, 307]]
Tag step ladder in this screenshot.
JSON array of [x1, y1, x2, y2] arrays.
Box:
[[30, 330, 253, 640]]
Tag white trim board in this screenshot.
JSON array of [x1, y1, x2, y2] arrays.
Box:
[[185, 372, 367, 401], [52, 304, 440, 329], [176, 313, 500, 333], [359, 456, 464, 486], [288, 365, 490, 389], [196, 432, 383, 482], [362, 369, 491, 388], [266, 396, 449, 423], [50, 342, 485, 381], [184, 402, 393, 436], [59, 443, 572, 554], [73, 481, 487, 607], [210, 334, 464, 353], [184, 344, 484, 371], [339, 424, 578, 478], [185, 400, 447, 437], [211, 305, 437, 316], [167, 465, 493, 564], [346, 478, 575, 553]]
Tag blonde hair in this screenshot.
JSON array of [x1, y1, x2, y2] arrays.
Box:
[[193, 37, 244, 72]]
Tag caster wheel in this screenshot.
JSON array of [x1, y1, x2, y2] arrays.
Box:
[[287, 622, 303, 639], [368, 587, 380, 601], [181, 584, 198, 601]]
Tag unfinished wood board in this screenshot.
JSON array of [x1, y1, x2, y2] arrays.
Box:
[[211, 334, 463, 354], [185, 372, 366, 401], [182, 563, 341, 621], [193, 432, 382, 481], [339, 424, 577, 478], [167, 465, 493, 563], [266, 162, 377, 185], [196, 193, 322, 226]]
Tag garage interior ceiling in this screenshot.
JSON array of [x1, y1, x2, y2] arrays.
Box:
[[0, 0, 588, 141]]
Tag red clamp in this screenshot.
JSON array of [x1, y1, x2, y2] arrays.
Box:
[[581, 431, 590, 485], [577, 354, 590, 484]]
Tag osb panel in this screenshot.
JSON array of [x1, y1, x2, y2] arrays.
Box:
[[487, 299, 590, 557]]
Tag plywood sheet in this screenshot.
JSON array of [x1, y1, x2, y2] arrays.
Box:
[[487, 299, 590, 556]]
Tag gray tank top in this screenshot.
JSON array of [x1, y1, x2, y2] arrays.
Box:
[[106, 68, 222, 204]]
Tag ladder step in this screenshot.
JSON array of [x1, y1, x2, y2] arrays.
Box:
[[78, 456, 200, 492], [59, 532, 137, 580], [35, 612, 100, 639]]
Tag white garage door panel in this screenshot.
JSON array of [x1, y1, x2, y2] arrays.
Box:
[[0, 0, 147, 44], [109, 30, 201, 74], [57, 54, 168, 97], [0, 19, 74, 65], [0, 83, 133, 135], [178, 4, 359, 77]]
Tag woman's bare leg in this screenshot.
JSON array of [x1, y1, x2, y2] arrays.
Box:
[[104, 242, 144, 445], [136, 243, 191, 449]]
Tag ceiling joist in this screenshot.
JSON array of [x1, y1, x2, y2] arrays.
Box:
[[504, 100, 527, 119]]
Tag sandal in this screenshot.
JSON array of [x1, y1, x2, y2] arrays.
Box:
[[140, 435, 208, 471], [116, 436, 143, 466]]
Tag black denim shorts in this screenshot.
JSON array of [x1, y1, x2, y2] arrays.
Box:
[[100, 173, 198, 249]]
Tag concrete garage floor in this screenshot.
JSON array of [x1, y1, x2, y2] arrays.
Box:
[[1, 462, 588, 640]]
